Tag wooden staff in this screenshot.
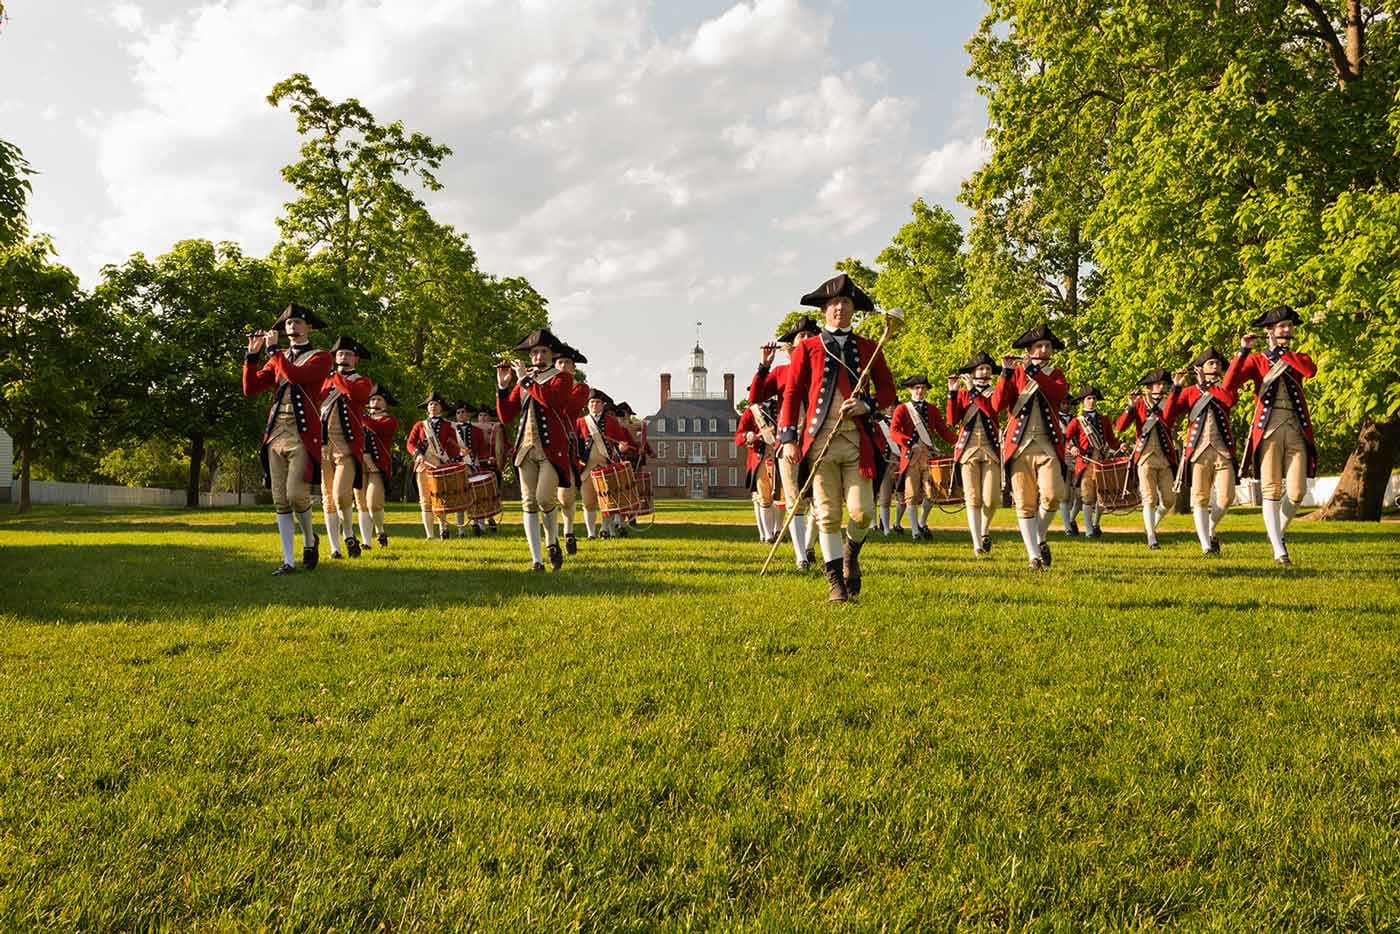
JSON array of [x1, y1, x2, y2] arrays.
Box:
[[760, 307, 905, 576]]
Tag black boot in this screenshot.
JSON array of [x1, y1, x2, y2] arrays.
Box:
[[843, 537, 864, 597], [823, 559, 849, 603], [377, 533, 388, 547], [1039, 540, 1053, 568], [981, 533, 992, 554], [346, 537, 361, 559], [565, 532, 577, 555], [302, 533, 320, 570], [548, 542, 564, 571]]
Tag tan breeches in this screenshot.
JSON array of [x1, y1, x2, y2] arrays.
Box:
[[751, 459, 775, 508], [354, 463, 386, 531], [778, 454, 810, 516], [268, 434, 313, 514], [1009, 448, 1064, 519], [1259, 417, 1307, 503], [811, 432, 873, 534], [1137, 461, 1174, 511], [1191, 448, 1235, 510], [320, 445, 357, 519], [876, 457, 900, 506], [518, 447, 560, 514], [903, 445, 932, 507], [960, 457, 1000, 511]]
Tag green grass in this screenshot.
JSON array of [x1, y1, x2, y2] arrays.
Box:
[[1, 500, 1398, 930]]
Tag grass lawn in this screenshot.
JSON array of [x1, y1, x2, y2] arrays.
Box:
[[1, 500, 1398, 929]]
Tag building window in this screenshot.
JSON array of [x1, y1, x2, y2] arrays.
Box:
[[692, 417, 701, 432], [657, 468, 666, 486], [708, 441, 717, 459], [708, 417, 718, 433], [676, 441, 686, 458], [657, 441, 667, 459], [654, 417, 665, 433], [728, 442, 737, 459], [676, 419, 685, 433], [678, 468, 688, 485], [708, 467, 717, 486], [729, 418, 737, 432], [728, 467, 737, 487]]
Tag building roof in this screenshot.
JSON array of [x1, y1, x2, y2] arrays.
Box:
[[647, 398, 738, 437]]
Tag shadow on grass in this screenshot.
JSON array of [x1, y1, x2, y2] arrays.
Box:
[[1, 543, 708, 625]]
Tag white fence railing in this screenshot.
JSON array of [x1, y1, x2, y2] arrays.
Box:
[[9, 480, 245, 508], [1234, 473, 1400, 507]]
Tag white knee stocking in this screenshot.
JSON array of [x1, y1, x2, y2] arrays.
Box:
[[523, 512, 543, 563], [1018, 516, 1041, 560], [1193, 505, 1212, 551], [1262, 499, 1286, 558], [818, 530, 844, 564], [276, 513, 296, 566]]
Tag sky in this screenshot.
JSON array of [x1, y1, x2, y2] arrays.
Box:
[[0, 0, 991, 414]]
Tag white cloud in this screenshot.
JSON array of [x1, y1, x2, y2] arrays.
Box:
[[911, 135, 991, 196], [687, 0, 828, 68]]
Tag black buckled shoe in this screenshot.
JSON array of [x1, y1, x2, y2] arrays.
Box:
[[616, 525, 629, 539], [272, 563, 296, 576], [487, 518, 498, 532], [1029, 558, 1043, 571], [823, 559, 849, 602], [797, 560, 810, 573], [548, 543, 564, 571], [1209, 537, 1220, 554], [981, 534, 992, 554], [806, 547, 816, 566], [331, 550, 344, 560], [1039, 541, 1052, 568], [377, 533, 388, 547], [302, 535, 320, 570], [472, 524, 483, 537], [1066, 520, 1080, 537], [565, 533, 577, 555], [360, 540, 372, 552], [438, 525, 449, 541], [346, 538, 361, 559], [531, 562, 546, 572], [843, 538, 864, 597], [600, 529, 611, 540]]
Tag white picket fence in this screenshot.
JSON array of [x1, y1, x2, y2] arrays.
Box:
[[1233, 473, 1400, 507], [9, 480, 244, 508]]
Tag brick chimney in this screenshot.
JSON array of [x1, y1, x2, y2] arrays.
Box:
[[723, 372, 735, 404], [660, 372, 671, 408]]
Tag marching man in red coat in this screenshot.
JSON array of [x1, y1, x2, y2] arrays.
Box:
[[1062, 385, 1120, 540], [779, 274, 897, 602], [553, 343, 592, 554], [1175, 347, 1240, 555], [993, 324, 1070, 570], [407, 390, 462, 540], [497, 328, 586, 571], [1116, 368, 1183, 550], [318, 336, 376, 560], [243, 303, 334, 575], [947, 352, 1004, 556], [1223, 305, 1319, 565], [889, 373, 957, 541], [749, 315, 820, 567], [736, 398, 780, 547], [355, 386, 398, 550], [575, 389, 636, 541]]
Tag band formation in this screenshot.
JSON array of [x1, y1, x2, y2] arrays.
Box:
[[242, 275, 1319, 602]]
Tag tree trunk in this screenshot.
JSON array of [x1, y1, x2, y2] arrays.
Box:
[[1063, 224, 1080, 317], [1346, 0, 1364, 80], [17, 440, 31, 514], [1306, 417, 1399, 521], [186, 433, 205, 509], [204, 447, 220, 494]]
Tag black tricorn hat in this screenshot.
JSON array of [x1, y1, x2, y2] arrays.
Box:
[[1252, 304, 1302, 328], [800, 274, 875, 312], [902, 373, 931, 388], [1139, 368, 1173, 386], [555, 342, 588, 364], [958, 351, 1003, 375], [328, 336, 371, 360], [453, 399, 474, 413], [1012, 323, 1065, 350], [475, 404, 496, 418], [777, 315, 822, 343], [273, 302, 327, 330], [419, 389, 449, 409], [1192, 346, 1226, 368], [615, 402, 636, 417], [1073, 385, 1104, 402], [588, 388, 615, 406], [369, 385, 398, 406], [514, 328, 564, 353]]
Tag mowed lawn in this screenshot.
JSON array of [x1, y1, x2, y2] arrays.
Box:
[[1, 500, 1398, 930]]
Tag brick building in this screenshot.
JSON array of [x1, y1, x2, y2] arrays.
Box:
[[645, 342, 748, 499]]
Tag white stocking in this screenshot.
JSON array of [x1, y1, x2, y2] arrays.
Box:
[[790, 513, 808, 563], [295, 508, 316, 543], [523, 512, 543, 563], [966, 509, 981, 548], [919, 501, 933, 529], [1193, 505, 1212, 551], [1037, 507, 1054, 544], [878, 503, 890, 532], [818, 530, 844, 564], [541, 508, 559, 546], [1209, 503, 1226, 537], [1262, 499, 1286, 558], [763, 505, 779, 541], [421, 509, 435, 538], [325, 509, 341, 551], [584, 509, 598, 537], [357, 510, 374, 545], [1280, 496, 1298, 529], [894, 502, 906, 529], [1142, 504, 1158, 546], [1018, 516, 1041, 561], [276, 513, 296, 566]]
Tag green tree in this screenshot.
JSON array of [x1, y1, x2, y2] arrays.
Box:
[[0, 138, 33, 248]]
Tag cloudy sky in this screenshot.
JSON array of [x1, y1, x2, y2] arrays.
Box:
[[1, 0, 990, 412]]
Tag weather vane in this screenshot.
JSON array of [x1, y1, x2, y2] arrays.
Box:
[[695, 320, 702, 344]]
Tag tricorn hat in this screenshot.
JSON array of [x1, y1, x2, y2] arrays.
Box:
[[273, 302, 327, 330], [588, 388, 615, 406], [369, 385, 398, 406], [1192, 346, 1226, 368], [1138, 368, 1173, 386], [328, 335, 371, 360], [800, 273, 875, 312], [901, 373, 931, 388], [555, 342, 588, 364], [958, 351, 1003, 375], [777, 315, 822, 343], [420, 389, 449, 409], [475, 404, 496, 418], [615, 402, 636, 417], [514, 328, 564, 354], [1252, 304, 1302, 328], [1012, 323, 1065, 350], [453, 399, 474, 413], [1073, 385, 1104, 402]]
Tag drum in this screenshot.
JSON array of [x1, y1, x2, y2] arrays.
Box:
[[925, 455, 961, 505], [465, 472, 502, 520], [631, 470, 655, 517], [1091, 457, 1140, 510], [592, 461, 641, 516], [425, 463, 470, 516]]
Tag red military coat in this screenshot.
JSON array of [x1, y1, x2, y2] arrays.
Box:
[[777, 331, 897, 480], [406, 417, 461, 467], [1063, 410, 1120, 483], [991, 364, 1069, 467], [1222, 347, 1318, 479], [735, 403, 780, 478], [242, 343, 334, 486], [946, 387, 1002, 462], [1115, 390, 1183, 470], [362, 413, 399, 475], [497, 367, 583, 487], [749, 362, 787, 405], [452, 420, 497, 468], [1173, 382, 1241, 484], [575, 412, 635, 469], [318, 371, 375, 486], [889, 398, 957, 478]]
